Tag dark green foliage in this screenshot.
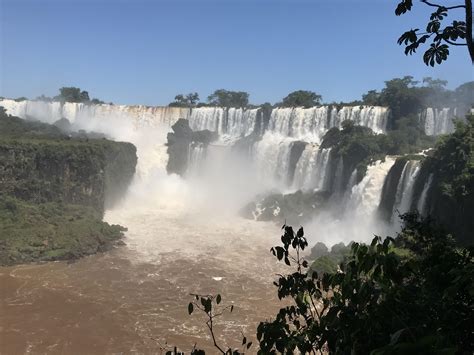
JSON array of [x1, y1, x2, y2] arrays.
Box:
[[207, 89, 249, 108], [90, 98, 105, 105], [321, 122, 388, 185], [309, 241, 329, 259], [53, 86, 103, 104], [309, 241, 352, 275], [0, 112, 137, 264], [169, 92, 200, 108], [256, 214, 473, 354], [361, 77, 473, 130], [412, 114, 474, 245], [0, 196, 126, 266], [395, 0, 473, 65], [277, 90, 322, 108]]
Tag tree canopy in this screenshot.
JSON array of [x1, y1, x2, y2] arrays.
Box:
[[169, 93, 200, 108], [278, 90, 322, 108], [207, 89, 249, 108], [53, 87, 103, 104]]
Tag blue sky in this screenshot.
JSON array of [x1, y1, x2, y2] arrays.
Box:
[[1, 0, 472, 105]]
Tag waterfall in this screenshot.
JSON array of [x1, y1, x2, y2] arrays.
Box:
[[268, 105, 388, 143], [2, 98, 396, 216], [0, 99, 189, 127], [292, 146, 332, 191], [187, 143, 206, 176], [188, 107, 225, 133], [417, 173, 433, 216], [347, 158, 396, 216], [252, 133, 294, 188], [393, 161, 421, 218], [420, 107, 457, 136], [330, 106, 388, 134], [188, 107, 259, 137]]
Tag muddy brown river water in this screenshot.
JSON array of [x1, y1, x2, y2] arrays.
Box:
[[0, 213, 286, 354]]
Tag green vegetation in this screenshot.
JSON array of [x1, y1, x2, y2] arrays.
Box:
[[412, 114, 474, 245], [0, 196, 126, 266], [309, 241, 351, 274], [395, 0, 473, 65], [207, 89, 249, 108], [53, 86, 104, 104], [169, 92, 200, 108], [0, 109, 137, 265], [179, 213, 473, 354], [277, 90, 322, 108], [361, 76, 473, 126], [320, 120, 433, 185]]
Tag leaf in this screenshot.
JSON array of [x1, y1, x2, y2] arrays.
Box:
[[188, 302, 194, 315], [284, 257, 291, 266], [247, 342, 253, 349], [296, 227, 304, 239], [216, 294, 221, 304], [242, 336, 247, 345], [395, 0, 413, 16]]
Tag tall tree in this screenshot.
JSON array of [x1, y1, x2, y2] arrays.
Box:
[[169, 92, 200, 108], [278, 90, 322, 108], [56, 87, 91, 103], [207, 89, 249, 108], [396, 0, 474, 65]]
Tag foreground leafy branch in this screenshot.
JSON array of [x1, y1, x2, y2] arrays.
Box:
[[395, 0, 474, 65], [172, 214, 473, 354]]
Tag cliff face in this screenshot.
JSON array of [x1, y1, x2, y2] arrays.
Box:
[[166, 118, 217, 176], [0, 139, 136, 214], [0, 115, 137, 214], [0, 113, 138, 265]]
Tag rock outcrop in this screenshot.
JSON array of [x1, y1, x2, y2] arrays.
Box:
[[166, 118, 217, 176]]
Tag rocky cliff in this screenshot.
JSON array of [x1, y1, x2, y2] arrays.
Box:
[[0, 112, 138, 265]]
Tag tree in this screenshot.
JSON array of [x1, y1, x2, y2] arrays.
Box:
[[361, 90, 381, 106], [36, 94, 52, 102], [278, 90, 322, 108], [90, 98, 105, 105], [361, 76, 425, 123], [256, 215, 473, 354], [55, 87, 90, 103], [169, 92, 200, 108], [395, 0, 474, 65], [207, 89, 249, 108]]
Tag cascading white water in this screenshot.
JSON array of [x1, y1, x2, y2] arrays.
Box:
[[0, 99, 189, 128], [187, 143, 206, 176], [303, 158, 396, 245], [330, 106, 388, 134], [269, 106, 388, 142], [392, 161, 421, 221], [1, 98, 401, 242], [292, 145, 332, 191], [346, 158, 396, 216], [0, 98, 430, 353], [421, 107, 456, 136], [417, 173, 433, 216], [252, 133, 294, 189], [188, 107, 259, 138]]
